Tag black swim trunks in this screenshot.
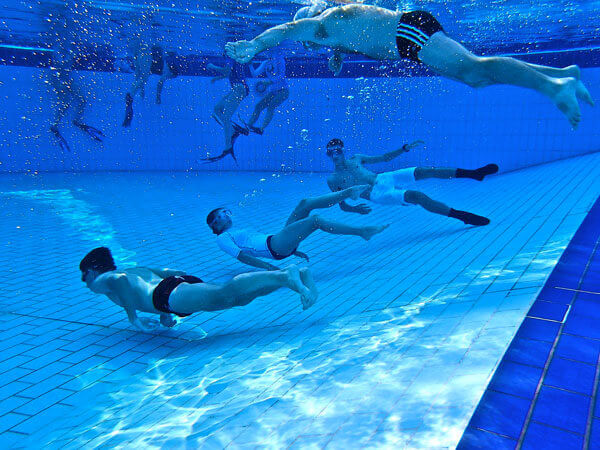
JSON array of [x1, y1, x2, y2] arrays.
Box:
[[266, 235, 297, 261], [152, 275, 203, 317], [396, 11, 444, 63]]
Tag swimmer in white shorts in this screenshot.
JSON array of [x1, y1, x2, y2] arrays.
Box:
[[207, 186, 389, 271], [325, 138, 498, 226]]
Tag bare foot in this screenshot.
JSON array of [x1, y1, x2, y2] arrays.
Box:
[[361, 223, 390, 241], [299, 268, 318, 310], [283, 265, 313, 305], [554, 78, 581, 129], [347, 184, 371, 200]]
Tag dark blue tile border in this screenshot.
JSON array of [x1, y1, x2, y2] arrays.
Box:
[[458, 194, 600, 449]]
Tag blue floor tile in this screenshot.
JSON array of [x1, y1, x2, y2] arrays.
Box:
[[531, 386, 590, 435], [457, 427, 516, 450], [516, 318, 560, 343], [570, 299, 600, 321], [527, 301, 568, 322], [469, 391, 530, 439], [504, 338, 552, 368], [536, 286, 574, 305], [522, 421, 583, 450], [488, 361, 542, 400], [544, 357, 596, 395], [564, 314, 600, 340], [555, 334, 600, 364]]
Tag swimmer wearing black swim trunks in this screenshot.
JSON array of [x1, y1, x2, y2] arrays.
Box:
[[79, 247, 318, 332], [226, 3, 593, 129]]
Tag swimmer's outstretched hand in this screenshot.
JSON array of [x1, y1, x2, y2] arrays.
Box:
[[225, 40, 259, 64], [136, 317, 161, 332], [403, 140, 425, 152], [354, 203, 372, 215]]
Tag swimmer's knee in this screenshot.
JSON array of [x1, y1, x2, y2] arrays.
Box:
[[460, 55, 492, 88], [297, 198, 310, 212], [404, 190, 424, 204], [310, 214, 322, 228]]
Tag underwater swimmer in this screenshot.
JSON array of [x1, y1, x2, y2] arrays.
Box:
[[325, 138, 498, 226], [122, 43, 181, 127], [207, 186, 389, 271], [225, 3, 594, 128], [201, 59, 251, 163], [242, 52, 290, 135], [80, 247, 319, 331], [49, 42, 104, 152]]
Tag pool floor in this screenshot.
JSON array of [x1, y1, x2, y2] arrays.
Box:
[[1, 152, 600, 448]]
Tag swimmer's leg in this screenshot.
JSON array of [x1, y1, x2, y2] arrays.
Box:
[[221, 85, 247, 150], [169, 266, 316, 314], [74, 121, 104, 142], [122, 92, 134, 127], [414, 164, 498, 182], [123, 49, 151, 127], [418, 32, 582, 128], [247, 93, 272, 133], [260, 88, 289, 131], [271, 215, 388, 256], [404, 190, 490, 226], [50, 125, 71, 152], [285, 185, 371, 224]]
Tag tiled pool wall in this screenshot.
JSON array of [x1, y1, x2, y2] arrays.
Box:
[[0, 64, 599, 174], [459, 192, 600, 449]]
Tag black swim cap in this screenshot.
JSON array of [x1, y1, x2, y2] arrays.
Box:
[[80, 247, 116, 274], [326, 138, 344, 149]]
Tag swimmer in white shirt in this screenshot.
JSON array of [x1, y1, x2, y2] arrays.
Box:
[[207, 185, 389, 271]]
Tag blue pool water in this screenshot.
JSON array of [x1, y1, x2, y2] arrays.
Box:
[[1, 1, 600, 448]]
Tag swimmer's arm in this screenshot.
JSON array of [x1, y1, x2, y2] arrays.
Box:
[[327, 179, 370, 214], [238, 251, 280, 271], [339, 200, 372, 215], [360, 140, 425, 163], [125, 307, 161, 332], [251, 19, 323, 54], [250, 60, 270, 77]]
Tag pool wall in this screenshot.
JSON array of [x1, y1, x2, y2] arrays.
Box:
[[1, 65, 599, 173]]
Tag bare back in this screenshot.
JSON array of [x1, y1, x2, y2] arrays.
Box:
[[96, 267, 162, 314], [328, 156, 377, 198], [317, 5, 401, 60]]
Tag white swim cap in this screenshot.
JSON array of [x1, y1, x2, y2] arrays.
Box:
[[294, 1, 327, 21]]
